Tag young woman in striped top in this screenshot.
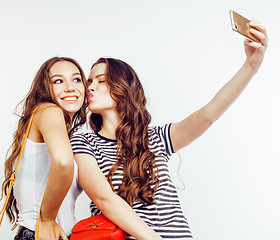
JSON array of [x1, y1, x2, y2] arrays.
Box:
[[71, 20, 267, 239]]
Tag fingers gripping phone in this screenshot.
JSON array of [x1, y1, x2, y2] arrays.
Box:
[[230, 10, 260, 43]]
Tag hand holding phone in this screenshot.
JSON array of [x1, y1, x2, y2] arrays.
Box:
[[230, 10, 260, 43]]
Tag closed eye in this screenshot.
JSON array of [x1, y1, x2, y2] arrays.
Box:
[[98, 75, 106, 83]]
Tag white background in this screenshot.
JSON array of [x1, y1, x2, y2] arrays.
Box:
[[1, 0, 279, 239]]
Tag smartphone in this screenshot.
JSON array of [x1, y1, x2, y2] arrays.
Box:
[[229, 10, 260, 43]]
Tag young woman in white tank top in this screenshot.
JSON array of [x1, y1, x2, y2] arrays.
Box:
[[1, 57, 163, 240], [1, 57, 88, 240]]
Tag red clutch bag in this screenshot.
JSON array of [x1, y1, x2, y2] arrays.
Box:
[[70, 214, 127, 240]]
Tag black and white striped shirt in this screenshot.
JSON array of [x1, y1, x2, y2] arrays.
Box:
[[71, 123, 193, 239]]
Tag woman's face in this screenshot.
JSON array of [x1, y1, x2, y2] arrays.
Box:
[[49, 61, 85, 119], [87, 63, 116, 114]]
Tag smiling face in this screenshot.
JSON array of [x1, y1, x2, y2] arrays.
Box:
[[87, 63, 117, 115], [49, 61, 85, 119]]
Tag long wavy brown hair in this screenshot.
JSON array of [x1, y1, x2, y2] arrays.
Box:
[[1, 57, 87, 229], [89, 57, 159, 206]]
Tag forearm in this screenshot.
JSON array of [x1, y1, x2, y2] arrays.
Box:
[[40, 159, 74, 221], [95, 193, 162, 240], [76, 153, 162, 239], [205, 60, 257, 122]]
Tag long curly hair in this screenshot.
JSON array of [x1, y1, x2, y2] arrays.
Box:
[[1, 57, 87, 229], [89, 57, 159, 206]]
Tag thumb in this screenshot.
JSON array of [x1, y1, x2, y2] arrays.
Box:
[[60, 230, 68, 240], [244, 38, 252, 46]]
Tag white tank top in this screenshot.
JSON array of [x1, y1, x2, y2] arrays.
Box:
[[13, 138, 83, 236]]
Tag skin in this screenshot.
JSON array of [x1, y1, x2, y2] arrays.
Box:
[[50, 61, 85, 119], [87, 66, 117, 115], [28, 61, 85, 240], [84, 20, 267, 238], [87, 63, 120, 139]]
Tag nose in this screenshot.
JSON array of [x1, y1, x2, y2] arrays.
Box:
[[88, 79, 97, 92], [65, 80, 75, 92]]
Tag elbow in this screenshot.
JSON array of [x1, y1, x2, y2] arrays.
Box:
[[205, 115, 218, 126], [201, 105, 219, 125], [52, 155, 74, 174], [93, 192, 116, 213], [59, 161, 74, 175]]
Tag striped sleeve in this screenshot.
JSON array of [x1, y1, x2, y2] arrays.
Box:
[[70, 134, 95, 159], [153, 123, 174, 157]]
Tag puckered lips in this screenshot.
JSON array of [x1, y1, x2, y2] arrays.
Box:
[[87, 92, 94, 101]]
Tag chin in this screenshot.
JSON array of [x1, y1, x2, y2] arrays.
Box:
[[63, 106, 80, 116], [88, 106, 97, 114], [62, 103, 82, 112]]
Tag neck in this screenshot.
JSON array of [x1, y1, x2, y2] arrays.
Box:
[[99, 109, 121, 140]]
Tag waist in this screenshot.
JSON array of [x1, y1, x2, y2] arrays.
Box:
[[14, 177, 47, 227]]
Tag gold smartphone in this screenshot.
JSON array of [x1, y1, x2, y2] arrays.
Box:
[[229, 10, 260, 43]]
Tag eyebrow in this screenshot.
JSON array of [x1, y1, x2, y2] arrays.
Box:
[[95, 74, 106, 79], [51, 72, 81, 79], [88, 74, 106, 82]]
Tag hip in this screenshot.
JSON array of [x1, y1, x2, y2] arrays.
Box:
[[14, 226, 71, 240]]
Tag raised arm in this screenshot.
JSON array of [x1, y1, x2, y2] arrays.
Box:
[[33, 104, 74, 240], [171, 20, 268, 152], [75, 153, 162, 240]]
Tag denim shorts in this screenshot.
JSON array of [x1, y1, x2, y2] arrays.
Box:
[[14, 226, 71, 240]]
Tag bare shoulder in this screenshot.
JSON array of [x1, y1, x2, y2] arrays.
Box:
[[34, 103, 64, 120], [28, 103, 66, 142], [32, 103, 66, 130]]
